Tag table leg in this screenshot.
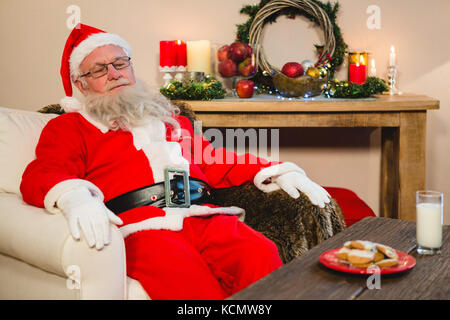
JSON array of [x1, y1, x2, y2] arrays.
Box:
[[398, 111, 426, 221], [381, 111, 427, 221], [381, 127, 399, 219]]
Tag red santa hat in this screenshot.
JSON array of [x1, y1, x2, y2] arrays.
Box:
[[60, 23, 132, 112]]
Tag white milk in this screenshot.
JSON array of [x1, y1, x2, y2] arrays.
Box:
[[416, 203, 443, 248]]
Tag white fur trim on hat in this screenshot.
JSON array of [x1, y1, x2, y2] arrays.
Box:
[[44, 179, 104, 214], [69, 32, 132, 80], [253, 162, 306, 193], [60, 96, 82, 113]]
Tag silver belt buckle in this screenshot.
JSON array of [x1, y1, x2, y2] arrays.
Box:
[[164, 167, 190, 208]]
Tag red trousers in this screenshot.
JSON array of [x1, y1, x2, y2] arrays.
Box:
[[124, 215, 282, 300]]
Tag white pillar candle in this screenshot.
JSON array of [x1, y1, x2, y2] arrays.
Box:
[[187, 40, 212, 75], [416, 203, 443, 249], [369, 59, 376, 77], [389, 45, 396, 67]]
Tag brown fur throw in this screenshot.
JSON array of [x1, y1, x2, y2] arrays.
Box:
[[38, 102, 346, 264], [211, 185, 345, 263]]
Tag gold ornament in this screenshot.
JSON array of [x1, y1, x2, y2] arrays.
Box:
[[306, 67, 320, 78], [165, 82, 176, 92], [318, 66, 327, 78]]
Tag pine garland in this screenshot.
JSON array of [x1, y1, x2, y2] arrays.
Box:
[[160, 78, 226, 101], [323, 77, 389, 98]]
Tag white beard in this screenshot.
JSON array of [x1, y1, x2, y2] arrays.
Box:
[[83, 78, 180, 133]]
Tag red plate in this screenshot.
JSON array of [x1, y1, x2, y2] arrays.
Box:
[[319, 248, 416, 275]]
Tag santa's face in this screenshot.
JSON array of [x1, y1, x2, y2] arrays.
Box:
[[75, 44, 136, 95]]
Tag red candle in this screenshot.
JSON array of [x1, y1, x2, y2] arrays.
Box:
[[159, 40, 176, 68], [174, 40, 187, 67], [348, 64, 367, 84]]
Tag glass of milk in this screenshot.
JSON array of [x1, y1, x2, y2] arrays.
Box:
[[416, 191, 443, 255]]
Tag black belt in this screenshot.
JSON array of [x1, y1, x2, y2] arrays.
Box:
[[105, 168, 213, 215]]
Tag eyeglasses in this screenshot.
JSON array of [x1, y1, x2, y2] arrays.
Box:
[[80, 56, 131, 78]]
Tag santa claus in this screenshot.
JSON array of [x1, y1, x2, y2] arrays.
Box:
[[20, 24, 331, 299]]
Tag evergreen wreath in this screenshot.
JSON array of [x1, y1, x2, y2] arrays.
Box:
[[236, 0, 347, 92]]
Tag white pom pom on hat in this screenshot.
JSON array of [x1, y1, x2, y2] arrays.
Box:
[[60, 23, 132, 112]]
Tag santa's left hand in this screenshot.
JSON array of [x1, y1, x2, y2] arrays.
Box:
[[274, 171, 331, 208]]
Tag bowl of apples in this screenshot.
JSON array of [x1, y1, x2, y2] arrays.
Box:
[[272, 62, 326, 98], [215, 42, 258, 97]]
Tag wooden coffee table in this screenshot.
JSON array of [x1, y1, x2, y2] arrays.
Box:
[[230, 217, 449, 300]]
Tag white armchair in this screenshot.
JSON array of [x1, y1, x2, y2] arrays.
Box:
[[0, 107, 149, 299]]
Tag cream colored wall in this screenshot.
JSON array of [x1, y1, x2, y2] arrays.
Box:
[[0, 0, 449, 223]]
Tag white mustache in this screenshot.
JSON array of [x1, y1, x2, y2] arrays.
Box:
[[104, 78, 131, 91]]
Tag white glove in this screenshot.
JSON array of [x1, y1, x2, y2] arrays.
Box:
[[274, 171, 331, 208], [56, 187, 123, 250]]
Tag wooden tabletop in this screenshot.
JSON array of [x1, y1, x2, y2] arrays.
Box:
[[182, 93, 440, 113], [230, 217, 449, 300]]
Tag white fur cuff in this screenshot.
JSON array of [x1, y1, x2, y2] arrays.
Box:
[[164, 205, 245, 221], [119, 215, 184, 238], [253, 162, 306, 193], [44, 179, 104, 214], [119, 205, 246, 238]]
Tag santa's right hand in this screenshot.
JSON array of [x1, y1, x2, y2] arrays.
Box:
[[56, 187, 123, 250]]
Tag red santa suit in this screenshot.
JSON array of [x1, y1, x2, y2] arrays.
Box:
[[20, 109, 297, 299], [21, 23, 316, 299]]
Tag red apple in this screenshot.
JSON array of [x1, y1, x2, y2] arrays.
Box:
[[238, 58, 256, 77], [236, 80, 254, 98], [218, 59, 237, 77], [228, 42, 249, 62], [244, 43, 253, 56], [217, 45, 229, 61], [281, 62, 304, 78]]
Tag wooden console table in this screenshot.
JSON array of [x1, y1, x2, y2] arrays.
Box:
[[182, 93, 440, 221]]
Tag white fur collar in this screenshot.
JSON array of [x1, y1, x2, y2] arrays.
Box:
[[76, 110, 166, 143], [78, 110, 110, 134]]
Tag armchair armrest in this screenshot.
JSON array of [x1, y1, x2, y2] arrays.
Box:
[[211, 184, 346, 263], [0, 193, 127, 299]]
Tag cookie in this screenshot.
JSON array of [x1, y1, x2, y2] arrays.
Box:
[[373, 251, 385, 262], [351, 262, 374, 269], [349, 240, 375, 251], [343, 241, 352, 248], [336, 247, 351, 261], [347, 249, 375, 264], [375, 259, 399, 268], [375, 244, 398, 260]]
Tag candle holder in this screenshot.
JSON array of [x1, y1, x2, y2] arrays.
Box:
[[159, 66, 177, 86], [387, 65, 401, 95], [181, 72, 204, 87], [348, 52, 368, 85], [174, 66, 187, 82]]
